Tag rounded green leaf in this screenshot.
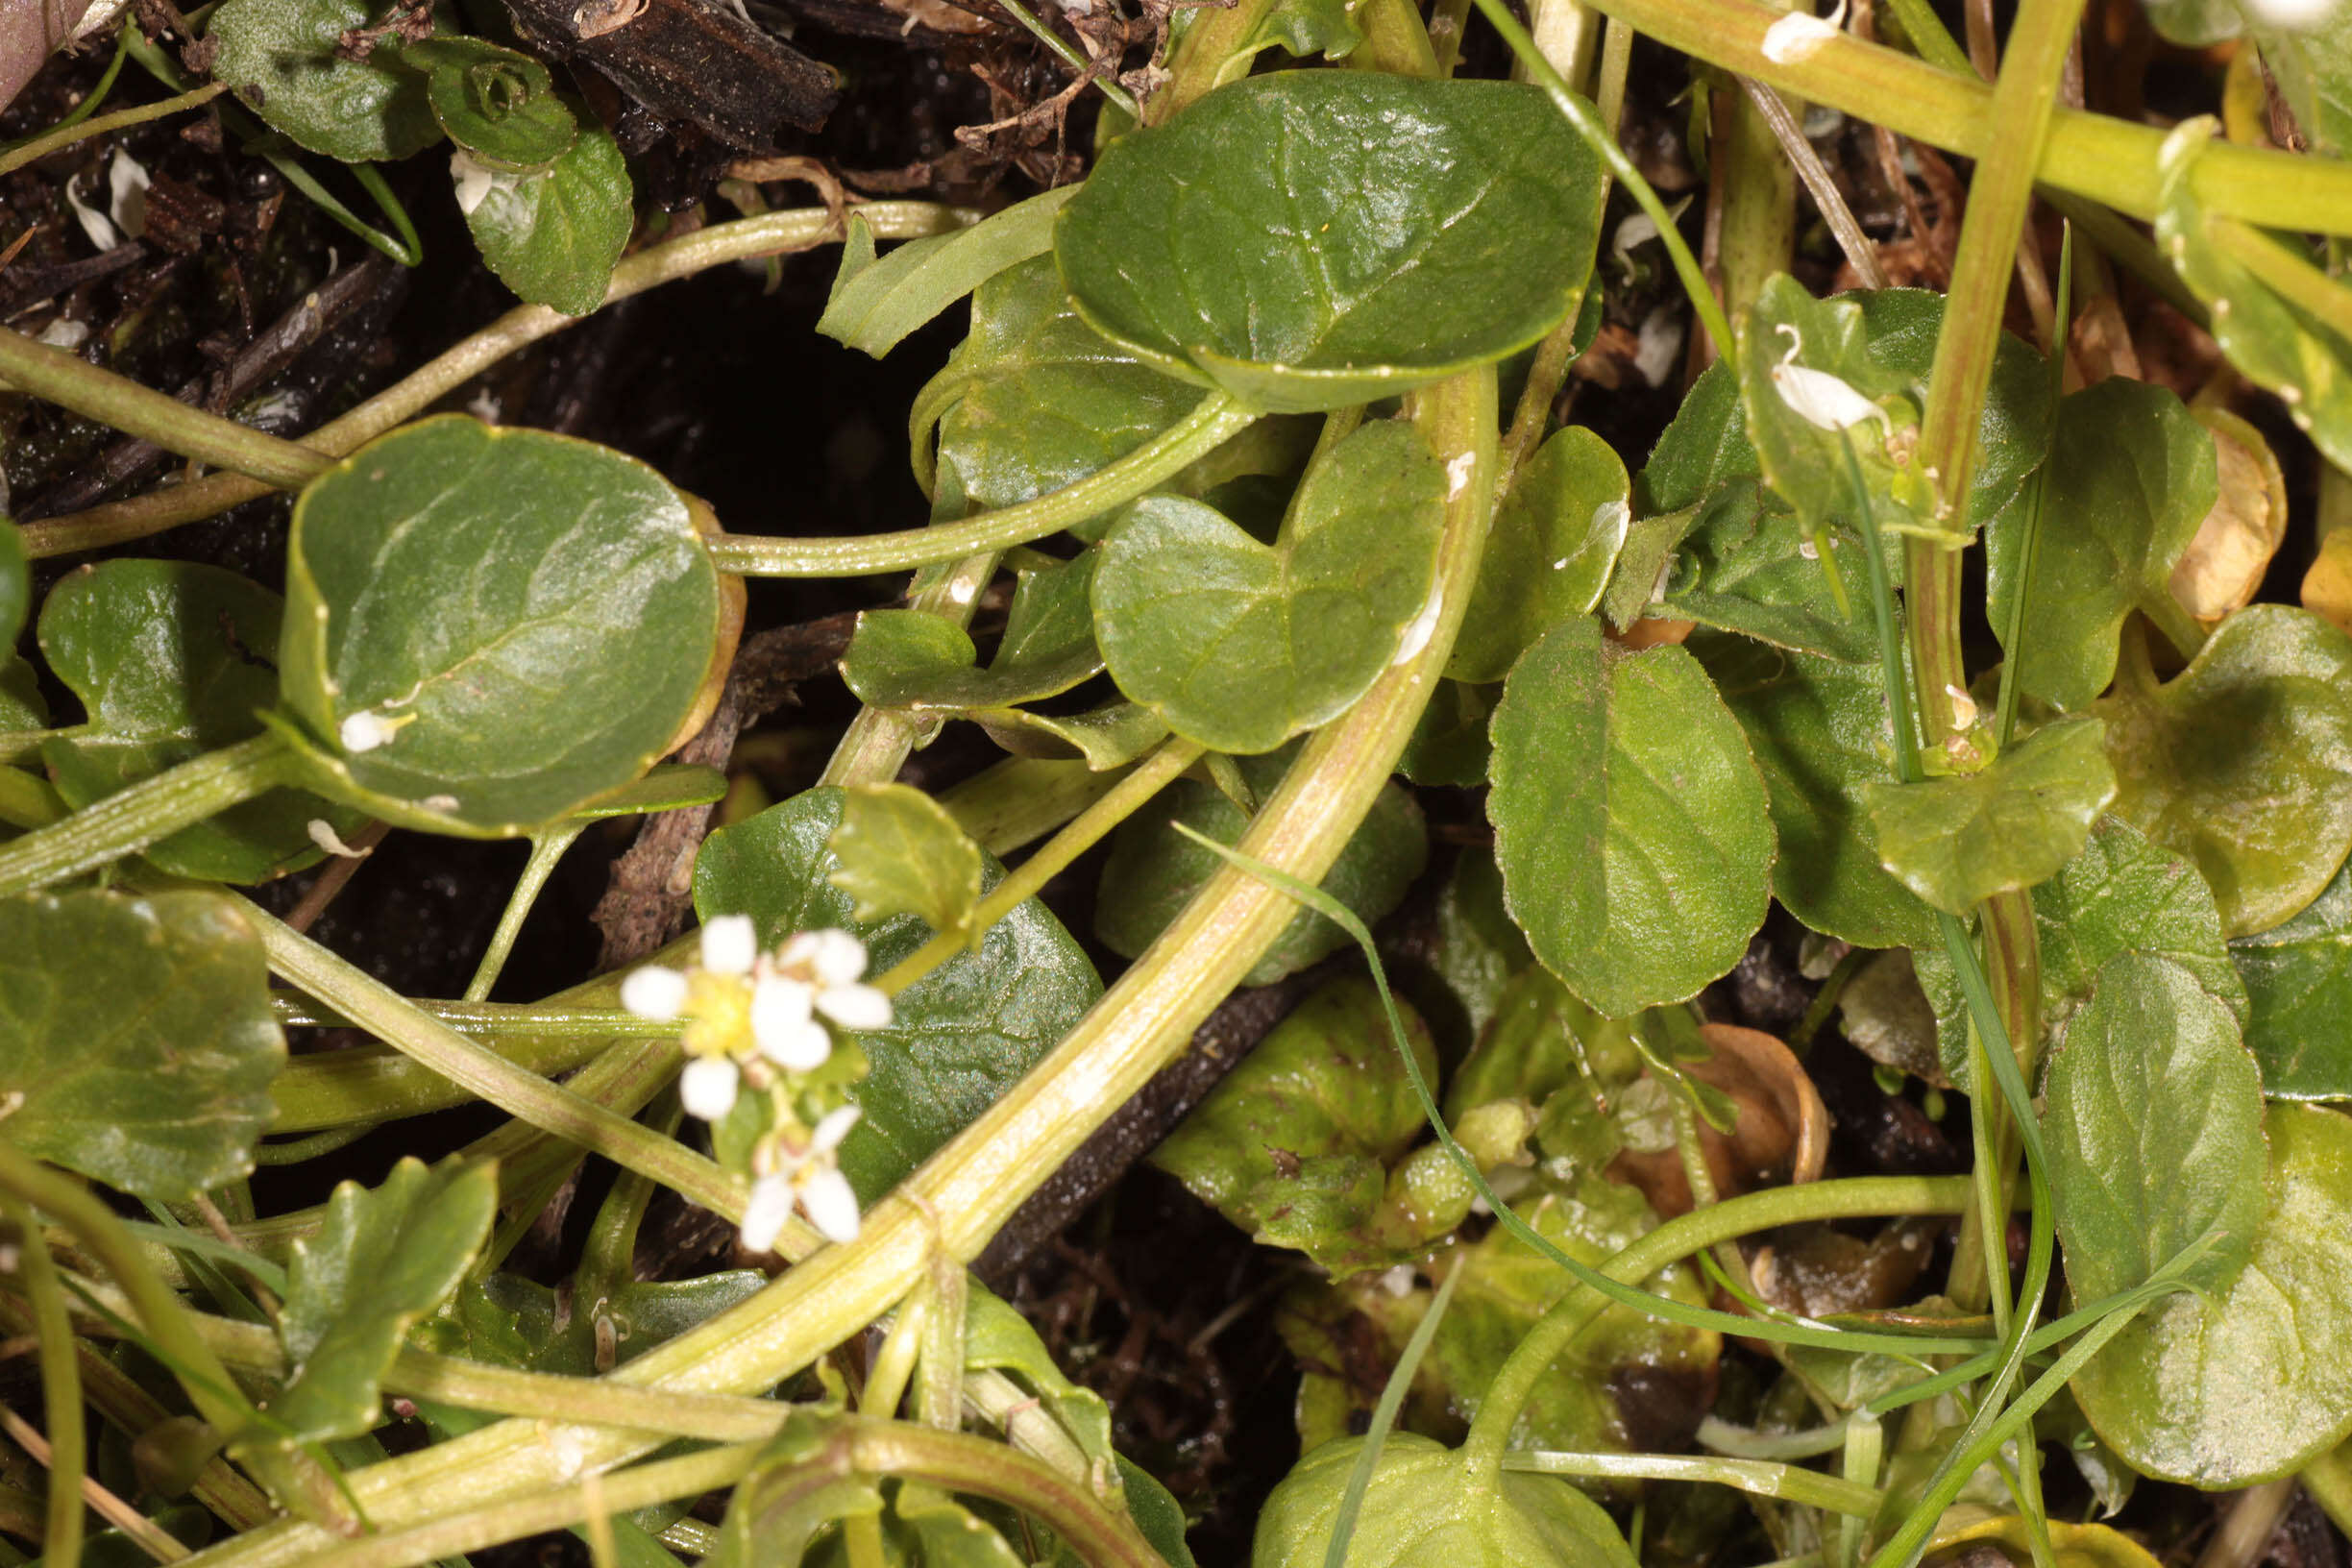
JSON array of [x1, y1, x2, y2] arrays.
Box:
[[1863, 714, 2118, 915], [406, 37, 576, 172], [2096, 605, 2352, 937], [2073, 1103, 2352, 1486], [1095, 746, 1427, 987], [1491, 616, 1776, 1017], [827, 782, 983, 935], [207, 0, 443, 162], [278, 417, 726, 836], [2231, 856, 2352, 1100], [2044, 953, 2266, 1302], [1093, 418, 1447, 754], [0, 889, 284, 1200], [37, 559, 362, 883], [1057, 72, 1603, 413], [1252, 1433, 1637, 1568], [457, 121, 634, 318], [1448, 426, 1629, 684], [693, 788, 1101, 1201]]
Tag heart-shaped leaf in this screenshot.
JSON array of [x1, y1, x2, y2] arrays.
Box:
[[37, 560, 361, 884], [1095, 744, 1427, 986], [262, 1158, 497, 1447], [1864, 714, 2118, 914], [694, 788, 1101, 1201], [456, 120, 633, 317], [1057, 72, 1603, 413], [1447, 427, 1629, 684], [1491, 616, 1776, 1016], [2231, 856, 2352, 1100], [827, 783, 982, 935], [277, 417, 730, 836], [0, 889, 283, 1200], [207, 0, 443, 162], [2096, 605, 2352, 937], [1987, 378, 2217, 711], [1093, 418, 1447, 754], [2044, 952, 2266, 1303], [2072, 1103, 2352, 1486]]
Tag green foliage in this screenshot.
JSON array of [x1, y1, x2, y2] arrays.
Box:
[[2072, 1103, 2352, 1486], [0, 889, 282, 1200], [802, 1483, 1025, 1567], [2232, 856, 2352, 1099], [207, 0, 443, 162], [1448, 427, 1629, 683], [1251, 1433, 1638, 1568], [1396, 678, 1496, 787], [37, 560, 361, 882], [403, 37, 576, 172], [841, 560, 1103, 716], [277, 417, 726, 835], [820, 189, 1075, 359], [1987, 378, 2217, 711], [1863, 714, 2117, 914], [2097, 605, 2352, 937], [694, 787, 1101, 1200], [0, 519, 25, 649], [828, 783, 983, 935], [456, 121, 634, 317], [1657, 478, 1880, 661], [1094, 745, 1427, 987], [1489, 615, 1776, 1016], [261, 1158, 497, 1447], [1058, 72, 1603, 411], [1093, 420, 1448, 753]]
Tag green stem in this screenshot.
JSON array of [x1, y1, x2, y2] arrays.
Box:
[[710, 395, 1257, 577], [992, 0, 1144, 118], [2, 1194, 84, 1568], [819, 551, 1000, 788], [0, 733, 296, 897], [937, 757, 1125, 856], [1148, 0, 1282, 123], [270, 997, 672, 1040], [463, 824, 588, 1002], [873, 736, 1205, 995], [0, 82, 226, 182], [20, 205, 980, 560], [1504, 1451, 1880, 1515], [246, 903, 743, 1222], [2303, 1447, 2352, 1541]]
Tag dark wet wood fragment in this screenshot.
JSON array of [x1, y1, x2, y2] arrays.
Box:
[[499, 0, 841, 147]]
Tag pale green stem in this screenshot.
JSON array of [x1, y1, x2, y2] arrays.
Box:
[[2, 1193, 84, 1568], [1503, 1451, 1881, 1515], [463, 824, 588, 1003], [819, 551, 999, 788], [0, 733, 297, 898], [991, 0, 1143, 118], [0, 83, 227, 182]]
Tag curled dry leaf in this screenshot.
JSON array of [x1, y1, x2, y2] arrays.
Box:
[[1751, 1217, 1945, 1317], [2169, 408, 2290, 625], [1608, 1022, 1829, 1216]]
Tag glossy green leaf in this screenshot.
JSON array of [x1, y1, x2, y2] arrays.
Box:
[[1692, 632, 1934, 948], [1095, 745, 1426, 987], [694, 788, 1101, 1200], [457, 120, 633, 318], [1864, 715, 2117, 914], [0, 654, 46, 730], [827, 783, 982, 935], [402, 37, 576, 172], [2231, 856, 2352, 1099], [207, 0, 443, 162], [1057, 72, 1603, 413], [2073, 1103, 2352, 1485], [1444, 965, 1633, 1120], [916, 255, 1200, 529], [712, 1411, 885, 1568], [1154, 980, 1455, 1277], [278, 417, 726, 836], [1638, 359, 1752, 514], [2045, 953, 2266, 1304], [261, 1158, 496, 1446], [1490, 615, 1776, 1017], [1657, 478, 1885, 662], [2157, 125, 2352, 470], [1093, 419, 1446, 753], [841, 564, 1103, 715], [0, 890, 282, 1200], [2233, 15, 2352, 159], [1242, 0, 1364, 58], [819, 189, 1074, 359], [1448, 427, 1629, 683], [1987, 379, 2217, 711], [569, 763, 729, 819], [974, 698, 1170, 771], [2097, 605, 2352, 937], [964, 1286, 1118, 1476], [1252, 1433, 1638, 1568], [426, 1268, 769, 1381], [37, 560, 362, 883]]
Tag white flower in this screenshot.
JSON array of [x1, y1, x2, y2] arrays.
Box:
[[1761, 0, 1847, 63], [679, 1056, 741, 1120], [1769, 324, 1892, 436], [795, 1164, 862, 1244], [751, 974, 831, 1070], [779, 929, 894, 1032], [699, 915, 760, 977], [809, 1104, 863, 1150], [739, 1174, 795, 1254], [621, 966, 690, 1022]]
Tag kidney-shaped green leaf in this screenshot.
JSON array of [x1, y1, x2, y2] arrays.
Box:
[[457, 120, 633, 318], [1057, 72, 1603, 413], [1864, 714, 2117, 915], [278, 417, 726, 836], [1491, 616, 1776, 1017], [207, 0, 443, 162], [694, 787, 1101, 1201], [1448, 426, 1629, 684], [0, 889, 283, 1200], [2231, 856, 2352, 1100], [1093, 418, 1447, 753]]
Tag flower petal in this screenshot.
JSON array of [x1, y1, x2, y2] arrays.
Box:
[[802, 928, 870, 988], [811, 1104, 863, 1151], [796, 1166, 862, 1244], [739, 1175, 795, 1254], [620, 966, 690, 1022], [756, 1013, 832, 1071], [699, 914, 760, 976], [815, 983, 893, 1032], [678, 1056, 742, 1121]]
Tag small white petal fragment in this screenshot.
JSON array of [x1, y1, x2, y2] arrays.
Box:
[[815, 982, 894, 1032], [1393, 590, 1443, 666], [797, 1166, 863, 1243], [1761, 10, 1838, 61], [1444, 450, 1477, 500], [1634, 306, 1684, 388], [1945, 682, 1979, 730], [739, 1175, 795, 1254], [306, 820, 371, 859], [1769, 324, 1892, 435], [678, 1056, 742, 1120], [339, 710, 401, 753], [621, 966, 690, 1022], [752, 978, 831, 1069], [64, 173, 117, 252], [811, 1104, 864, 1151], [699, 914, 760, 977], [788, 928, 869, 989], [2243, 0, 2335, 27], [108, 150, 151, 240], [37, 318, 88, 351]]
